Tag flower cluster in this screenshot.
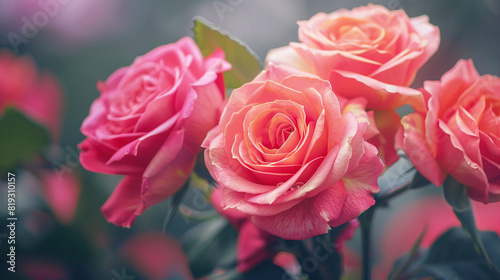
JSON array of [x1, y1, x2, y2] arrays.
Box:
[[75, 3, 500, 279]]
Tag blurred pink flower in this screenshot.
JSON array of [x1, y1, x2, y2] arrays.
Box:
[[0, 49, 62, 139], [122, 233, 194, 280], [0, 0, 127, 48], [40, 170, 81, 225], [21, 259, 69, 280]]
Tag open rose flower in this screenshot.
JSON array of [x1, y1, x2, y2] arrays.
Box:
[[203, 64, 383, 240], [266, 4, 440, 110], [400, 59, 500, 203], [0, 49, 62, 139], [79, 37, 231, 227]]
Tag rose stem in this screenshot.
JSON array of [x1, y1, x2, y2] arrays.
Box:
[[358, 181, 413, 280], [359, 207, 375, 280], [295, 240, 327, 280], [161, 179, 191, 234]]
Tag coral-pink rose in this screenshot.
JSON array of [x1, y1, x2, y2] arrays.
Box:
[[79, 37, 231, 227], [203, 64, 383, 240], [266, 4, 440, 110], [0, 50, 62, 139], [400, 59, 500, 203]]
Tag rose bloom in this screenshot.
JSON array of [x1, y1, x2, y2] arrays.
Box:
[[79, 37, 231, 227], [399, 59, 500, 203], [0, 49, 62, 139], [203, 64, 383, 240], [266, 4, 440, 110]]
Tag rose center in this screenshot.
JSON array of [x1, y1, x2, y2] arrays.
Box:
[[322, 18, 384, 44], [105, 63, 175, 134], [261, 113, 296, 150], [111, 63, 175, 118]]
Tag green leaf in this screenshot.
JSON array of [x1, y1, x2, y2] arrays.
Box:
[[389, 227, 426, 280], [389, 227, 500, 280], [192, 17, 263, 89], [0, 107, 50, 172], [418, 228, 500, 279], [182, 217, 238, 278]]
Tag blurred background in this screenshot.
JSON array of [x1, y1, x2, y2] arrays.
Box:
[[0, 0, 499, 279]]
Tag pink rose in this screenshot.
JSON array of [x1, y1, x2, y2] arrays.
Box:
[[79, 37, 231, 227], [203, 64, 383, 240], [266, 4, 440, 110], [0, 50, 62, 139], [400, 59, 500, 203]]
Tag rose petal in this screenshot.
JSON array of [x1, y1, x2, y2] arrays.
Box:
[[329, 70, 424, 110], [402, 112, 446, 187], [252, 181, 348, 240], [101, 175, 142, 227]]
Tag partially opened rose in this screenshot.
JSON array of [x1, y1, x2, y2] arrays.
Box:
[[266, 4, 440, 110], [400, 59, 500, 203], [203, 64, 383, 240], [79, 37, 231, 227]]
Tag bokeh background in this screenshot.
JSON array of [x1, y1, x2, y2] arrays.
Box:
[[1, 0, 499, 279]]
